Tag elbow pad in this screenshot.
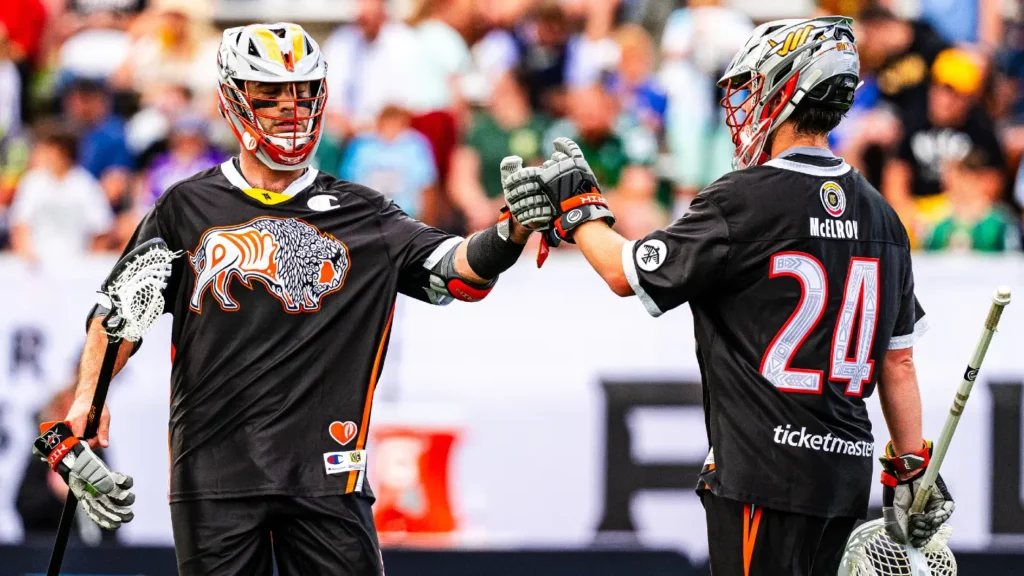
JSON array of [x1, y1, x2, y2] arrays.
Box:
[[426, 243, 496, 303]]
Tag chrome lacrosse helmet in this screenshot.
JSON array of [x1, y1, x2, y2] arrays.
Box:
[[216, 23, 328, 170], [718, 16, 860, 169]]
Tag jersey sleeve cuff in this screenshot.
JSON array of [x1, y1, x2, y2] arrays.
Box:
[[621, 240, 664, 318], [423, 236, 464, 269], [889, 316, 929, 350], [420, 236, 464, 306]]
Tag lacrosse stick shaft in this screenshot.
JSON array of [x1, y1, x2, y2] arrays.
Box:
[[909, 286, 1011, 514], [46, 337, 121, 576]]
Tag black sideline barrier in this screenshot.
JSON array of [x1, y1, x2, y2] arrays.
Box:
[[0, 546, 1022, 576]]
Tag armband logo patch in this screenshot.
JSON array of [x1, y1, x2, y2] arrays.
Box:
[[636, 239, 667, 272]]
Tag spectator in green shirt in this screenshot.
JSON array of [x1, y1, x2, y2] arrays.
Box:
[[449, 71, 548, 232], [542, 83, 658, 191], [924, 152, 1021, 252]]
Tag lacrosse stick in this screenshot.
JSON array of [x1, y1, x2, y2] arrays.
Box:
[[46, 238, 177, 576], [840, 286, 1012, 576]]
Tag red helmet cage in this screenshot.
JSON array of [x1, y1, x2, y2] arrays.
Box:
[[719, 72, 801, 169], [219, 79, 328, 167]]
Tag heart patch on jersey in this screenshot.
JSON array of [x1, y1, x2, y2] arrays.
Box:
[[330, 421, 358, 446], [820, 181, 846, 218]]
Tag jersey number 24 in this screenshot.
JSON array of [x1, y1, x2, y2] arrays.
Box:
[[759, 251, 878, 397]]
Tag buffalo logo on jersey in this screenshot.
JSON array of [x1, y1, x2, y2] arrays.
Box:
[[189, 217, 350, 313]]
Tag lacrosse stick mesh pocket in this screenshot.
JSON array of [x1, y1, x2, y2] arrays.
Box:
[[105, 246, 177, 342], [842, 520, 956, 576]]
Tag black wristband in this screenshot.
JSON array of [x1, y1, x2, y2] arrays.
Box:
[[466, 223, 526, 279]]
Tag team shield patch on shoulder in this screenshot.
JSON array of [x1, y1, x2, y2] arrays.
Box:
[[189, 217, 350, 313], [636, 239, 667, 272], [820, 181, 846, 218]]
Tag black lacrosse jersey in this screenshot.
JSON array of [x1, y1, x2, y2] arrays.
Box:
[[119, 159, 461, 502], [623, 147, 926, 518]]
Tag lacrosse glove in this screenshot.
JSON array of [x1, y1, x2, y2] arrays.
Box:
[[501, 138, 615, 265], [33, 421, 135, 530], [879, 440, 954, 547]]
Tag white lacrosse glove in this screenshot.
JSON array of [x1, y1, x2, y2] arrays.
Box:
[[33, 421, 135, 530], [879, 440, 955, 547]]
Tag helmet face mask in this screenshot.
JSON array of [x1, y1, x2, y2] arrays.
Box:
[[217, 23, 329, 171], [221, 78, 328, 166], [721, 72, 801, 170], [718, 16, 860, 170]]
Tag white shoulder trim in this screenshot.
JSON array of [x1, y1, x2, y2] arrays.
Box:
[[219, 160, 320, 198], [764, 157, 852, 177], [622, 240, 664, 318], [283, 167, 320, 197], [423, 236, 464, 270], [220, 160, 249, 189], [776, 146, 835, 159], [420, 236, 465, 307], [889, 317, 929, 350]]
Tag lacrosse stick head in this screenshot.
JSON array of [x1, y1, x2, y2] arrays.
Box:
[[100, 238, 178, 343], [840, 518, 956, 576]]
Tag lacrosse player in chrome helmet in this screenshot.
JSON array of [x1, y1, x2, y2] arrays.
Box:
[[718, 16, 860, 169], [62, 21, 542, 576], [499, 15, 952, 575]]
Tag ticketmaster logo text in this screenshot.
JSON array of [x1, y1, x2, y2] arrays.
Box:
[[773, 424, 874, 458]]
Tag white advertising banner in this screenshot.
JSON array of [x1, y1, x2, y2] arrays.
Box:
[[0, 253, 1022, 558]]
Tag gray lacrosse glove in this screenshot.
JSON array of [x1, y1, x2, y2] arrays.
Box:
[[880, 440, 955, 547], [33, 421, 136, 530], [500, 155, 555, 230], [501, 138, 615, 259]]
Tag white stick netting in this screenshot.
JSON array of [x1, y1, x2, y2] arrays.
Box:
[[104, 245, 177, 342], [840, 519, 956, 576]]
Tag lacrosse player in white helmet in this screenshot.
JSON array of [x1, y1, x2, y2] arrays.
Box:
[[59, 21, 540, 576], [501, 16, 954, 575]]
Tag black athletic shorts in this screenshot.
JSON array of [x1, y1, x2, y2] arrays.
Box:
[[170, 494, 384, 576], [701, 490, 857, 576]]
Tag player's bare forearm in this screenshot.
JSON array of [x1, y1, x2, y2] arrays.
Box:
[[454, 219, 531, 282], [573, 220, 633, 296], [877, 347, 924, 459], [66, 317, 134, 447]]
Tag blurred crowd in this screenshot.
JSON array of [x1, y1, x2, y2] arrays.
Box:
[[2, 0, 1024, 268]]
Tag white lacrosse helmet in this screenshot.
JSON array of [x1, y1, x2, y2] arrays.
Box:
[[216, 23, 328, 170], [718, 16, 860, 169]]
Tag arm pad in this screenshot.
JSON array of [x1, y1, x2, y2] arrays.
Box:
[[426, 242, 497, 303], [465, 219, 526, 279]]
